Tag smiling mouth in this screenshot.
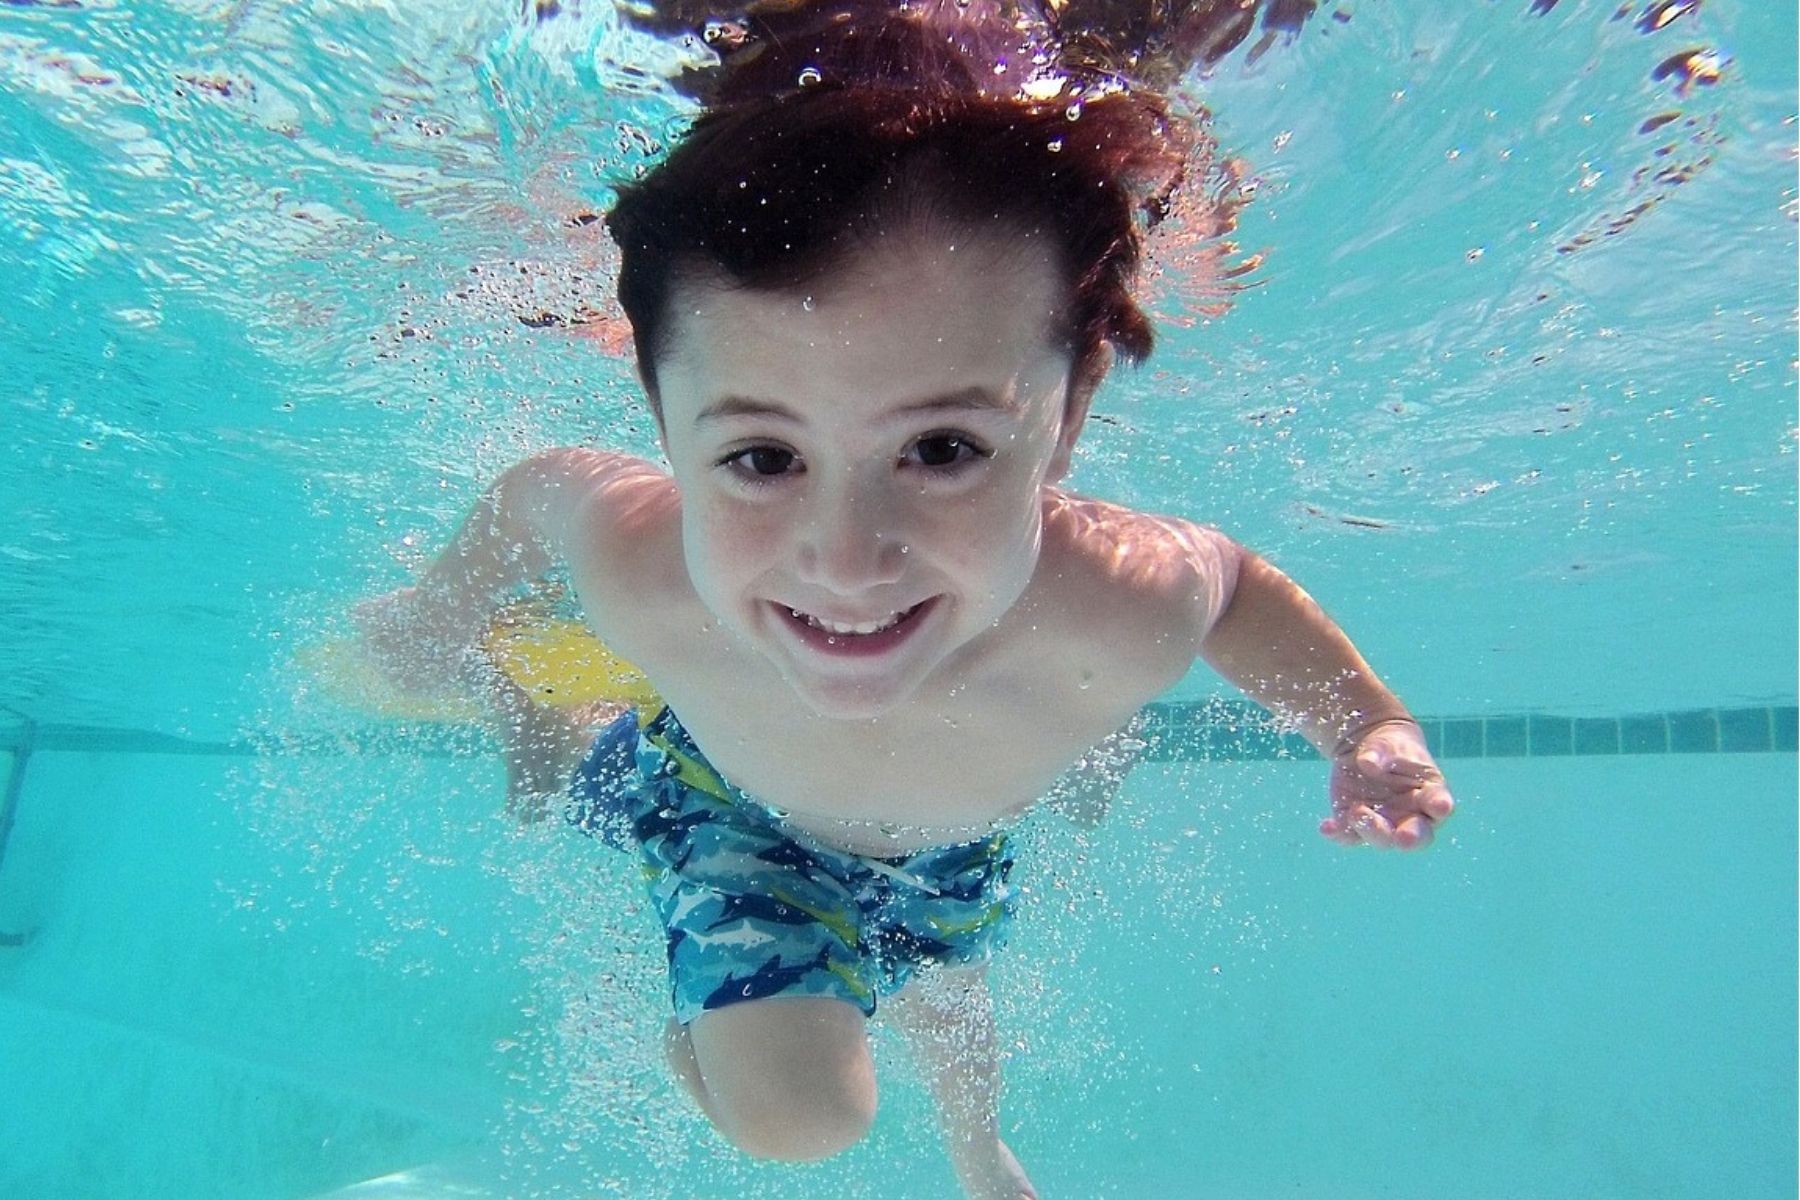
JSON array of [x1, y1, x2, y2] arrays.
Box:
[[788, 605, 917, 635], [773, 598, 935, 656]]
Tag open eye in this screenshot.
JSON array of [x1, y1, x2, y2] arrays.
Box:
[[907, 432, 991, 471], [720, 445, 800, 479]]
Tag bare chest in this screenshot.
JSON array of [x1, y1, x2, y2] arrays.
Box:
[[594, 592, 1168, 852], [666, 665, 1143, 852], [564, 490, 1198, 853]]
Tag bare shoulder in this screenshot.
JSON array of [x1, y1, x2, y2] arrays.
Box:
[[507, 447, 676, 549], [511, 448, 688, 630], [1037, 490, 1242, 648]]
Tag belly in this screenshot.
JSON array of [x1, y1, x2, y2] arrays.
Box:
[[775, 803, 1031, 857], [677, 716, 1052, 855]]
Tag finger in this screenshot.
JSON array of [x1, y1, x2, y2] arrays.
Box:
[[1415, 783, 1456, 822], [1326, 805, 1392, 848], [1355, 807, 1397, 848], [1379, 757, 1442, 784], [1353, 747, 1390, 778], [1319, 807, 1377, 845], [1352, 749, 1439, 789], [1391, 812, 1435, 851]]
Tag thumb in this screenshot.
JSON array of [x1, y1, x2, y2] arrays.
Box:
[[1353, 744, 1390, 777]]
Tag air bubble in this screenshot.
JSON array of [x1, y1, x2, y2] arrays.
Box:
[[797, 67, 822, 87]]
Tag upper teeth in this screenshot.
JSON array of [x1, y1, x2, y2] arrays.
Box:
[[791, 607, 907, 636]]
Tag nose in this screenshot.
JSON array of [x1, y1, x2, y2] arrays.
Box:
[[794, 474, 907, 594]]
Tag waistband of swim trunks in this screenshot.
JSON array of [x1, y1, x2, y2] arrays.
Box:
[[639, 704, 1011, 870]]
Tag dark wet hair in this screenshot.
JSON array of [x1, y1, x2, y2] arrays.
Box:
[[605, 1, 1203, 402]]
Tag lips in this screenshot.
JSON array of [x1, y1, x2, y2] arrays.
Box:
[[772, 597, 936, 658]]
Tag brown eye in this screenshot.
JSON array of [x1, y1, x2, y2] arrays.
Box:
[[720, 445, 798, 477], [745, 446, 794, 475], [909, 433, 990, 470]]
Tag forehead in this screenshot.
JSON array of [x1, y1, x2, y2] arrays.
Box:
[[657, 226, 1070, 409]]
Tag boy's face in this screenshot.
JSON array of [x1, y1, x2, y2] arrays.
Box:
[[653, 227, 1087, 719]]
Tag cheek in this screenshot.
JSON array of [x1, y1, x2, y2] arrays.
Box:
[[686, 494, 785, 581], [920, 473, 1043, 571]]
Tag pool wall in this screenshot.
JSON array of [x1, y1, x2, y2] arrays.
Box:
[[0, 738, 1793, 1198]]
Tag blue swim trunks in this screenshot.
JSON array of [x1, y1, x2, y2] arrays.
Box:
[[566, 707, 1017, 1026]]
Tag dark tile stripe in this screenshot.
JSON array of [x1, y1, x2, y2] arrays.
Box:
[[1621, 715, 1670, 755], [1773, 707, 1798, 753], [1668, 710, 1720, 754], [1718, 707, 1772, 753], [1573, 718, 1620, 755], [2, 702, 1797, 761]]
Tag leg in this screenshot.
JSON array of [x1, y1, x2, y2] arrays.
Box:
[[627, 709, 889, 1160], [486, 660, 625, 823], [665, 997, 879, 1162], [881, 965, 1038, 1200]]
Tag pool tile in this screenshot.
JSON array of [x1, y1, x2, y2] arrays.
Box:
[[1172, 723, 1208, 761], [1152, 698, 1195, 726], [1774, 707, 1798, 752], [1620, 714, 1669, 754], [1139, 700, 1796, 762], [1485, 717, 1528, 757], [1279, 733, 1321, 760], [1441, 719, 1485, 758], [1717, 707, 1773, 753], [1139, 728, 1176, 762], [1573, 718, 1620, 755], [1235, 720, 1288, 760], [1167, 726, 1210, 763], [1139, 702, 1176, 728], [1527, 715, 1573, 756], [1667, 709, 1719, 753], [1138, 714, 1177, 742]]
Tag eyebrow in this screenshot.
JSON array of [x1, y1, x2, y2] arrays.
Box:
[[694, 386, 1022, 427]]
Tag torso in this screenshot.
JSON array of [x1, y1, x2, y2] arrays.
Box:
[[560, 458, 1223, 855]]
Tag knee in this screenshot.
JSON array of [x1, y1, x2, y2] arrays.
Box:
[[685, 997, 878, 1161], [711, 1081, 877, 1162]]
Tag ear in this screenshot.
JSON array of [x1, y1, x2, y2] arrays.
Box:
[[1047, 344, 1113, 483]]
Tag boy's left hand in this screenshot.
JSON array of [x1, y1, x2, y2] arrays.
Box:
[[1320, 719, 1455, 851]]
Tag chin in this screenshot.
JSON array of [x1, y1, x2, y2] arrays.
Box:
[[788, 675, 914, 721]]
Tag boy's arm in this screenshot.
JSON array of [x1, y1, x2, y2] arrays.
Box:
[[1194, 537, 1455, 850], [1198, 548, 1413, 753], [352, 448, 630, 696]]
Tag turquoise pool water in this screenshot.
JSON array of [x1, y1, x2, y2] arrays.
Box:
[[1, 1, 1794, 1197]]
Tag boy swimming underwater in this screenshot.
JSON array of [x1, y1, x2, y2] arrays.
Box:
[[354, 4, 1454, 1197]]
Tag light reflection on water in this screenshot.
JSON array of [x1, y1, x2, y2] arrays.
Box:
[[1, 0, 1787, 734]]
